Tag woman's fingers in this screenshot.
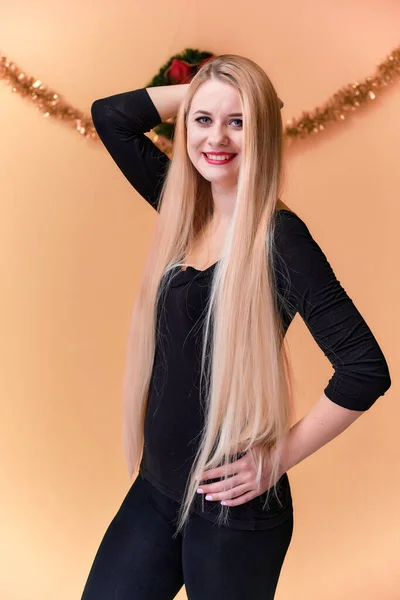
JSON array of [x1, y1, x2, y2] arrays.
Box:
[[221, 490, 255, 507], [198, 470, 259, 505], [200, 452, 248, 481], [198, 481, 251, 502], [197, 474, 247, 497]]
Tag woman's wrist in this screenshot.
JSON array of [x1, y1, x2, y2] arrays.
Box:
[[146, 84, 190, 122]]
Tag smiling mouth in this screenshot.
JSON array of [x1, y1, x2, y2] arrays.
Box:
[[203, 153, 237, 164]]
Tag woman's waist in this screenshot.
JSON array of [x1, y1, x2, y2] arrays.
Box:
[[139, 458, 293, 530]]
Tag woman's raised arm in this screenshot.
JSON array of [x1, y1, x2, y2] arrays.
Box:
[[91, 84, 189, 209]]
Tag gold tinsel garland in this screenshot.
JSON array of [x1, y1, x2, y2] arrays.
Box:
[[1, 45, 399, 151]]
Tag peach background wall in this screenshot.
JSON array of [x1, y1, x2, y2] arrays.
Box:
[[1, 1, 399, 599]]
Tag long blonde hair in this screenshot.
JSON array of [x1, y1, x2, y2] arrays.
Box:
[[122, 54, 295, 535]]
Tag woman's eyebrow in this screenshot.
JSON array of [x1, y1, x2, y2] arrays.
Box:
[[193, 110, 243, 117]]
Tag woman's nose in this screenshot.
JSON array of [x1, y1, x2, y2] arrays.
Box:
[[208, 126, 228, 146]]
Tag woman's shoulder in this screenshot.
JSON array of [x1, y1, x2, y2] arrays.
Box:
[[272, 204, 337, 286], [274, 200, 303, 231], [276, 199, 291, 212], [272, 203, 323, 265], [274, 200, 307, 231]]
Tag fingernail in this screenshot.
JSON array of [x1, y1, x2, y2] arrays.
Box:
[[196, 488, 204, 494], [221, 501, 227, 505], [205, 494, 213, 500]]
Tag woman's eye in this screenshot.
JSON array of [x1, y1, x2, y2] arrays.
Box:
[[195, 117, 242, 127], [195, 116, 211, 124]]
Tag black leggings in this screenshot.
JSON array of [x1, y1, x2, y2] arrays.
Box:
[[80, 473, 293, 600]]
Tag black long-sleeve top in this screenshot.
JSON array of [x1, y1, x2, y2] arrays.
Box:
[[91, 88, 391, 530]]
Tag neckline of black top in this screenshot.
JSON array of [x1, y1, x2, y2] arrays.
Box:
[[169, 261, 217, 288], [168, 209, 292, 287]]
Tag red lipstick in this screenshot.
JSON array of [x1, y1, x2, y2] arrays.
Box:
[[203, 152, 237, 165]]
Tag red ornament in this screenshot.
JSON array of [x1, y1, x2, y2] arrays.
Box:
[[167, 59, 193, 84], [167, 56, 215, 84]]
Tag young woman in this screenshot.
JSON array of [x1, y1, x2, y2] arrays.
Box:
[[81, 54, 391, 600]]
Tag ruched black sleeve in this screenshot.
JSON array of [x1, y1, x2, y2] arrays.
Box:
[[273, 209, 391, 411], [91, 88, 170, 209]]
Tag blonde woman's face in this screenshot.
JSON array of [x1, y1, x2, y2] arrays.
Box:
[[186, 79, 243, 186]]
